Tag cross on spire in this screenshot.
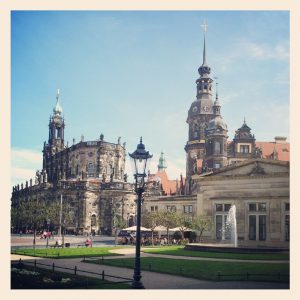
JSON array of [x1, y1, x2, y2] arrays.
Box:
[[201, 20, 208, 33]]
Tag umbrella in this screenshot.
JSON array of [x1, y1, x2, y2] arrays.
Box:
[[123, 226, 151, 231], [169, 227, 192, 232], [153, 225, 167, 231]]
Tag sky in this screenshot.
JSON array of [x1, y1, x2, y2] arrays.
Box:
[[11, 10, 290, 187]]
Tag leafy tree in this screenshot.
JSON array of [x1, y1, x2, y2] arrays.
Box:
[[17, 200, 48, 250], [158, 211, 177, 245], [46, 199, 73, 247], [142, 211, 160, 245], [190, 215, 213, 242], [175, 213, 192, 239]]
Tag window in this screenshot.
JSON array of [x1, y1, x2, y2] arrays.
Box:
[[248, 203, 267, 241], [151, 206, 158, 212], [285, 203, 290, 211], [285, 215, 290, 241], [216, 204, 223, 211], [183, 205, 193, 214], [249, 202, 267, 212], [214, 142, 221, 154], [215, 203, 232, 212], [240, 145, 250, 153], [91, 215, 96, 227], [167, 205, 176, 212], [87, 162, 95, 177]]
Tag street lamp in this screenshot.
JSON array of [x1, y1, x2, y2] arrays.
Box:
[[129, 137, 152, 289], [46, 219, 50, 248]]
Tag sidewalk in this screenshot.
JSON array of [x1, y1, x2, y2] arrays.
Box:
[[11, 253, 289, 289]]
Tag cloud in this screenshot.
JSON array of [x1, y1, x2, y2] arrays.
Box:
[[243, 42, 289, 60], [11, 148, 42, 186]]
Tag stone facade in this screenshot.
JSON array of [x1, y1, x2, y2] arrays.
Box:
[[11, 92, 136, 235], [193, 159, 289, 247]]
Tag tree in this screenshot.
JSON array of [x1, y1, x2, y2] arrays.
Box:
[[18, 200, 48, 251], [47, 199, 73, 247], [175, 213, 192, 240], [158, 211, 177, 245], [190, 215, 213, 242], [142, 211, 160, 245]]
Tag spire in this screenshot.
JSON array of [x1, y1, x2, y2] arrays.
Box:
[[201, 20, 208, 65], [157, 152, 167, 172], [213, 78, 221, 115], [53, 88, 62, 116], [203, 34, 207, 66], [198, 20, 211, 76]]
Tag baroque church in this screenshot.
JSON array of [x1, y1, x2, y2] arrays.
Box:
[[11, 92, 137, 236], [11, 27, 289, 247]]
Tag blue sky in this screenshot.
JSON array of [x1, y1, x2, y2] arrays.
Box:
[[11, 10, 289, 186]]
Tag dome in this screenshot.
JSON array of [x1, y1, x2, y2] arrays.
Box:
[[207, 115, 227, 131]]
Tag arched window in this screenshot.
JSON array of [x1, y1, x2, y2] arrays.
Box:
[[214, 142, 221, 154], [87, 162, 95, 177], [91, 215, 96, 227]]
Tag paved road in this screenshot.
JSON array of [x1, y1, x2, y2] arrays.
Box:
[[11, 251, 289, 289]]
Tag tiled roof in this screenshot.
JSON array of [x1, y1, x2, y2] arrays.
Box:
[[256, 141, 290, 161], [148, 170, 185, 195]]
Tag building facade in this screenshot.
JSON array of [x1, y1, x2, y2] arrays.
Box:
[[11, 93, 136, 235], [143, 28, 289, 248]]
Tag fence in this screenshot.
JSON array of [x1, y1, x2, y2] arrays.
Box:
[[14, 258, 133, 286], [216, 271, 289, 281]]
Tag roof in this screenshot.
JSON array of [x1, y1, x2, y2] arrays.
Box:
[[256, 141, 290, 161], [148, 170, 185, 195]]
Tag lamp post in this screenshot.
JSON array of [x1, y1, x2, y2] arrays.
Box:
[[129, 137, 152, 289], [46, 219, 50, 248]]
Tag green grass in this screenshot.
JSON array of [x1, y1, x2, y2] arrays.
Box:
[[11, 264, 131, 289], [11, 246, 125, 258], [85, 257, 289, 282], [142, 246, 290, 260]]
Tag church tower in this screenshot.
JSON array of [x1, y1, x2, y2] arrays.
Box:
[[42, 90, 65, 181], [185, 22, 215, 186]]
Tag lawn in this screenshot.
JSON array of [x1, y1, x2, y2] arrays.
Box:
[[84, 256, 289, 282], [11, 246, 124, 258], [11, 264, 131, 289], [142, 246, 290, 261]]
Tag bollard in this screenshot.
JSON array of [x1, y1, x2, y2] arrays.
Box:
[[74, 266, 77, 275], [34, 260, 37, 271], [217, 271, 221, 281], [52, 262, 55, 273], [102, 270, 105, 281]]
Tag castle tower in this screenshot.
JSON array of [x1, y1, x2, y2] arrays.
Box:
[[185, 22, 215, 184], [204, 84, 228, 169]]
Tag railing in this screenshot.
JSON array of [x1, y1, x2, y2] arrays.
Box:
[[216, 271, 289, 281], [13, 258, 133, 285]]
